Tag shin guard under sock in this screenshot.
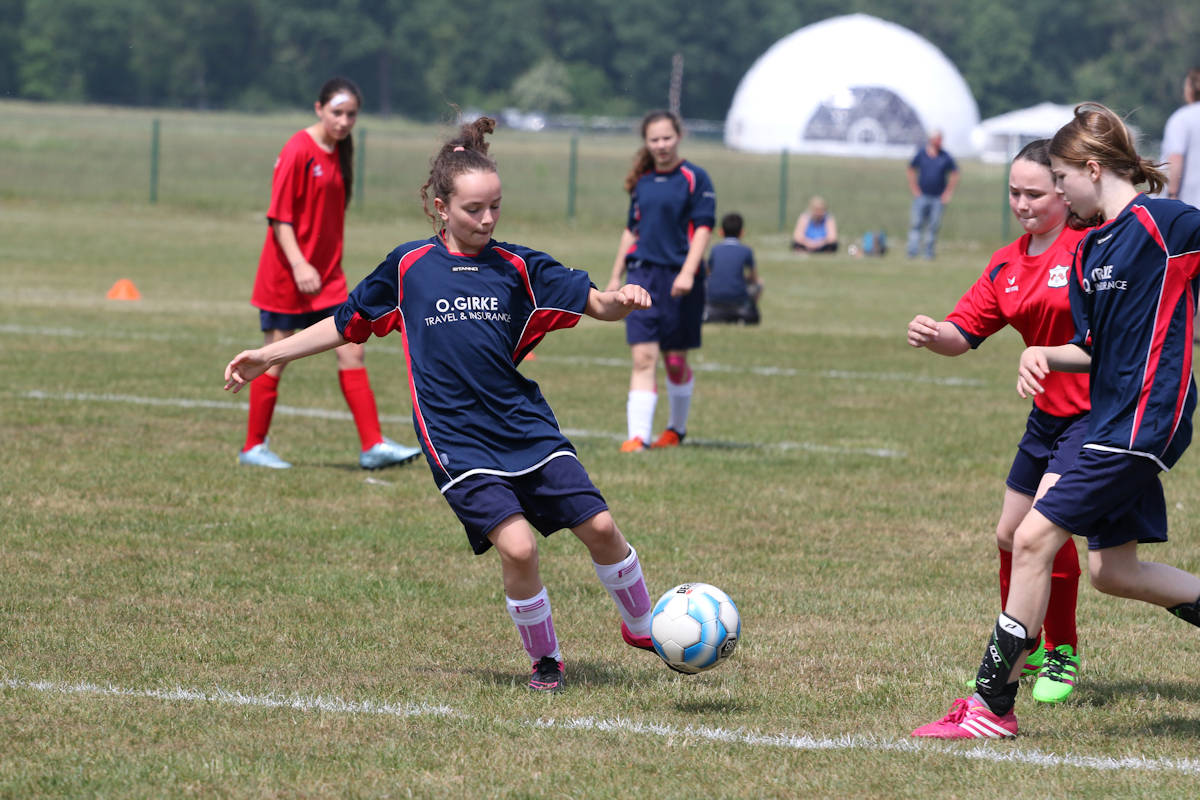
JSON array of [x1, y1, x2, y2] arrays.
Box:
[[975, 612, 1038, 711]]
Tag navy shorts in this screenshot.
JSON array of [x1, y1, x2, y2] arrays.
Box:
[[258, 305, 338, 332], [441, 454, 609, 555], [624, 260, 705, 350], [1034, 448, 1167, 551], [1005, 409, 1089, 496]]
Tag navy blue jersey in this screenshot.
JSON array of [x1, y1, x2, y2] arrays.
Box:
[[707, 237, 755, 302], [624, 160, 716, 268], [1069, 195, 1200, 469], [333, 236, 593, 491]]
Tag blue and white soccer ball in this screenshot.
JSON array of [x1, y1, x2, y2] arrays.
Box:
[[650, 582, 741, 674]]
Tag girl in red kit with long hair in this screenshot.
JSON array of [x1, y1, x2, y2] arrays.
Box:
[[239, 77, 420, 470]]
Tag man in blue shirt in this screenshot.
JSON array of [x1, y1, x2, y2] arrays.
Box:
[[906, 129, 959, 259]]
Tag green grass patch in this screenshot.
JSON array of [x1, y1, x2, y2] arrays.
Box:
[[4, 101, 1200, 798]]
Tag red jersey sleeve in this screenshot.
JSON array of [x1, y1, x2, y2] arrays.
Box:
[[944, 244, 1017, 347]]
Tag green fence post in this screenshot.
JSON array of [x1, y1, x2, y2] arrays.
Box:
[[778, 149, 789, 232], [567, 135, 578, 221], [1001, 171, 1010, 241], [149, 118, 160, 204], [356, 126, 366, 209]]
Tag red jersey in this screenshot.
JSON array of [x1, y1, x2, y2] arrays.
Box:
[[946, 227, 1090, 417], [251, 130, 349, 313]]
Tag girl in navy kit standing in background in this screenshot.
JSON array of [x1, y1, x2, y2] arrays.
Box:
[[226, 117, 660, 692], [608, 111, 716, 452]]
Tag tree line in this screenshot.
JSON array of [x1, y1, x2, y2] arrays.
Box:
[[2, 0, 1198, 137]]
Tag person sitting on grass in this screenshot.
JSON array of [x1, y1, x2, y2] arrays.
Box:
[[791, 196, 838, 253], [704, 212, 762, 325]]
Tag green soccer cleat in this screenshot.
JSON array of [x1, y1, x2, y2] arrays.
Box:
[[1031, 644, 1080, 704]]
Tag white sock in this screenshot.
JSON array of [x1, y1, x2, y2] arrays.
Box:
[[506, 588, 560, 664], [626, 390, 656, 442], [593, 547, 653, 636], [666, 375, 694, 434]]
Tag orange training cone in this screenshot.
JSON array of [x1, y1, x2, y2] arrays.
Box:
[[106, 279, 142, 301]]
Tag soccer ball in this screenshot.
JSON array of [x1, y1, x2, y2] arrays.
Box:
[[650, 582, 741, 674]]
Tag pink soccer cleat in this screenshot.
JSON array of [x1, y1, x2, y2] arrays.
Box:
[[911, 698, 1017, 739], [621, 621, 654, 651]]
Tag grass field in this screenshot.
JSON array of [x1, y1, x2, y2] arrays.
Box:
[[4, 101, 1200, 797]]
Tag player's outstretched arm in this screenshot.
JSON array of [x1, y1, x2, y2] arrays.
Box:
[[586, 283, 651, 321], [907, 314, 969, 356], [224, 316, 347, 393]]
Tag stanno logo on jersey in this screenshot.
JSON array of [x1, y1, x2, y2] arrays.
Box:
[[313, 164, 324, 177], [1096, 232, 1114, 244], [452, 265, 479, 272], [1047, 265, 1070, 288], [1004, 274, 1019, 294]]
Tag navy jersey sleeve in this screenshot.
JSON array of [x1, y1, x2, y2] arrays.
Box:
[[334, 249, 404, 343], [525, 248, 592, 321], [689, 167, 717, 231], [1068, 235, 1093, 354]]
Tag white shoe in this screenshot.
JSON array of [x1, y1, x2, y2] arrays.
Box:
[[239, 441, 291, 469], [359, 437, 421, 469]]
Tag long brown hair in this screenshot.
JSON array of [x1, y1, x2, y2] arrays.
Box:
[[317, 77, 363, 209], [1049, 102, 1167, 196], [419, 116, 499, 227], [623, 110, 682, 193]]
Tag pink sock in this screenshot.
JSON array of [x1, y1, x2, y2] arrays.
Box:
[[506, 588, 560, 664], [594, 547, 652, 636]]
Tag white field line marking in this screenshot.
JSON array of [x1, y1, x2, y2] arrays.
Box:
[[16, 390, 905, 459], [5, 676, 1200, 776], [1, 677, 457, 719], [0, 323, 981, 387]]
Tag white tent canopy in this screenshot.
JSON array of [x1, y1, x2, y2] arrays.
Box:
[[724, 14, 980, 158], [971, 103, 1076, 163]]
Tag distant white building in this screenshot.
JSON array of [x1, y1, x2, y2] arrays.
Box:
[[724, 14, 980, 158], [971, 103, 1077, 163]]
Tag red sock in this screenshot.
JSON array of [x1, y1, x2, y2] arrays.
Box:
[[1043, 538, 1081, 650], [997, 547, 1012, 611], [339, 367, 383, 451], [243, 372, 280, 451]]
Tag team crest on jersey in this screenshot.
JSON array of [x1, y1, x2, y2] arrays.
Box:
[[1047, 265, 1070, 288]]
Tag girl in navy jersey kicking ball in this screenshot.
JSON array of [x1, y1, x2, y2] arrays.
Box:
[[608, 111, 716, 452], [225, 117, 658, 692], [907, 140, 1088, 704], [914, 103, 1200, 739]]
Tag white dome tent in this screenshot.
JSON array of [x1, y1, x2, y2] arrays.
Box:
[[971, 103, 1077, 163], [724, 14, 980, 158]]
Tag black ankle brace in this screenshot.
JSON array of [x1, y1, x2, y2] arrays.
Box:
[[974, 613, 1039, 697], [1168, 595, 1200, 627]]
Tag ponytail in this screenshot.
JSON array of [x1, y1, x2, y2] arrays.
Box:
[[420, 116, 499, 226]]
